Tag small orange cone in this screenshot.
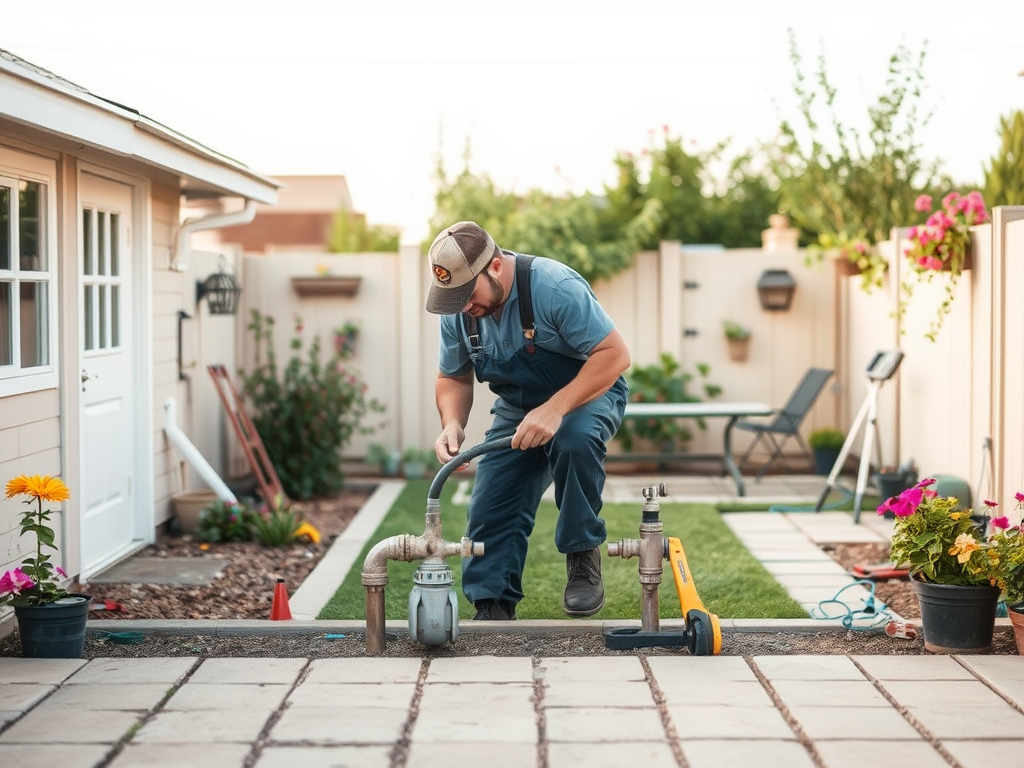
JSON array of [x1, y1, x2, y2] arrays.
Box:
[[270, 578, 292, 620]]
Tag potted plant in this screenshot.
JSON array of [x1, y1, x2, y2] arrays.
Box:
[[813, 233, 888, 293], [897, 191, 988, 342], [807, 428, 845, 476], [1, 474, 91, 658], [722, 321, 752, 362], [873, 463, 918, 507], [366, 442, 401, 477], [402, 447, 436, 479], [994, 493, 1024, 654], [879, 478, 1004, 653]]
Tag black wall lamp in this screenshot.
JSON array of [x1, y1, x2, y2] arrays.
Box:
[[756, 269, 797, 311], [196, 261, 242, 315]]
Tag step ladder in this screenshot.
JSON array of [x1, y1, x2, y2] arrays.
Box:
[[207, 364, 289, 509]]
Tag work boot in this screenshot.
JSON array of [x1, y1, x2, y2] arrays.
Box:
[[563, 547, 605, 616], [472, 598, 517, 621]]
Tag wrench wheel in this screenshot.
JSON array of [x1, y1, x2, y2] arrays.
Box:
[[687, 610, 713, 656]]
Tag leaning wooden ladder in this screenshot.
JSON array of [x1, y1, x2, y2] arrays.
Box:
[[207, 364, 290, 509]]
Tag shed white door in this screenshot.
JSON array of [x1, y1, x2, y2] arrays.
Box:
[[78, 173, 136, 575]]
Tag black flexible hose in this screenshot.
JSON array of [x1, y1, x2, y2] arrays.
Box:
[[427, 436, 514, 500]]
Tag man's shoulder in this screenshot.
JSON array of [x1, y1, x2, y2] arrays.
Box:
[[520, 254, 586, 285]]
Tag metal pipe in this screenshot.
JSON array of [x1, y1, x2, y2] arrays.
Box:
[[362, 496, 489, 653], [607, 484, 668, 633], [362, 437, 512, 653]]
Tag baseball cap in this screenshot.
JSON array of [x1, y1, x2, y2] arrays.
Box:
[[424, 221, 497, 314]]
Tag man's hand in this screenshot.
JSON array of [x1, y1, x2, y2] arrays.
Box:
[[435, 423, 467, 465], [511, 403, 563, 450]]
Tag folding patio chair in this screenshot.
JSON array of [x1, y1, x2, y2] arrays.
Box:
[[735, 368, 834, 481]]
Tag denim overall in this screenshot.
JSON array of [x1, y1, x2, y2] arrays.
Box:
[[460, 255, 628, 606]]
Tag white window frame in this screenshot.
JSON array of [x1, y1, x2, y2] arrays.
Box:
[[0, 148, 59, 396]]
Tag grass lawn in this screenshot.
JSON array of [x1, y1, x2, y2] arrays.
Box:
[[318, 478, 817, 621]]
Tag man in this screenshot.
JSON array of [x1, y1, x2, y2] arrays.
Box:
[[426, 221, 631, 620]]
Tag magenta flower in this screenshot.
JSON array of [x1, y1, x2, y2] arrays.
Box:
[[1015, 492, 1024, 503], [991, 516, 1010, 530], [0, 568, 35, 596], [984, 499, 999, 508]]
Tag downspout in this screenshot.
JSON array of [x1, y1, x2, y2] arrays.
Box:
[[171, 199, 258, 272], [164, 398, 237, 503]]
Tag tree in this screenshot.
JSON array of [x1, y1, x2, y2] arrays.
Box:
[[983, 110, 1024, 207], [770, 31, 949, 247], [428, 148, 650, 283], [327, 212, 399, 252]]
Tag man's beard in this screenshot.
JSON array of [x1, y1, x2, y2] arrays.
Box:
[[466, 272, 506, 318]]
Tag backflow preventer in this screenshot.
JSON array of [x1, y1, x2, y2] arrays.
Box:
[[605, 484, 722, 655], [361, 437, 512, 654]]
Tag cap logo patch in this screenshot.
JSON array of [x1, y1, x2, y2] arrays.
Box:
[[433, 265, 452, 284]]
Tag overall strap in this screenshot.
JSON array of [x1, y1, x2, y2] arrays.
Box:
[[515, 254, 536, 351], [460, 253, 536, 353]]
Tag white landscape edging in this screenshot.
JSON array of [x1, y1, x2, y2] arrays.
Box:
[[288, 480, 406, 620]]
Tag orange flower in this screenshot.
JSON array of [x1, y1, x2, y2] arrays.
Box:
[[293, 522, 321, 545], [949, 533, 980, 565], [6, 474, 70, 503]]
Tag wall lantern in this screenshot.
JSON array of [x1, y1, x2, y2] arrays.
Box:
[[196, 263, 242, 315], [756, 269, 797, 311]]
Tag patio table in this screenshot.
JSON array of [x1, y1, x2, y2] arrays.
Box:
[[617, 401, 774, 496]]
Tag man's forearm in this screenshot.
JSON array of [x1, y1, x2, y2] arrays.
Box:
[[436, 372, 475, 428]]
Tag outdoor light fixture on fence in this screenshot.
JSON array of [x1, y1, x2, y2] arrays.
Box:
[[756, 269, 796, 311], [196, 260, 242, 315]]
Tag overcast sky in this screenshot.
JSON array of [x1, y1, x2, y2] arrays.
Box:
[[4, 0, 1023, 242]]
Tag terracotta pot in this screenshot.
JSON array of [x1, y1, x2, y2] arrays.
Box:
[[1008, 603, 1024, 655], [171, 490, 219, 534], [834, 258, 861, 277], [726, 337, 750, 362]]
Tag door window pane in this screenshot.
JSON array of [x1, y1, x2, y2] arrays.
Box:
[[0, 282, 10, 365], [19, 281, 48, 367], [0, 186, 10, 271], [84, 284, 95, 351], [111, 284, 120, 347], [110, 213, 120, 276], [19, 181, 44, 272], [83, 209, 94, 275]]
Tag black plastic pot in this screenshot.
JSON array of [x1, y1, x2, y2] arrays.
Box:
[[911, 578, 999, 654], [874, 471, 916, 501], [14, 593, 91, 658], [811, 447, 841, 476]]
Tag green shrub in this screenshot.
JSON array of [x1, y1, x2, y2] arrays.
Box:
[[808, 428, 846, 450], [614, 353, 722, 452], [240, 311, 385, 499], [196, 500, 256, 543], [251, 506, 302, 548]]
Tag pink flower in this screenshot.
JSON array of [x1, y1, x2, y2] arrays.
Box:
[[991, 516, 1010, 530], [914, 194, 933, 212], [984, 499, 999, 508], [0, 568, 34, 596], [918, 256, 944, 271], [1015, 492, 1024, 503]]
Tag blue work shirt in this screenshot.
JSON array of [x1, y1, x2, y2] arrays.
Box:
[[438, 253, 615, 381]]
